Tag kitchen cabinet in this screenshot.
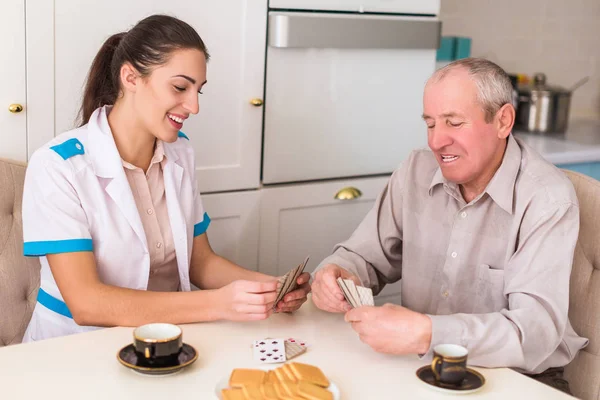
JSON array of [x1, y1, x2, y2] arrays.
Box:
[[202, 190, 261, 271], [25, 0, 266, 193], [0, 0, 27, 162], [259, 175, 402, 304]]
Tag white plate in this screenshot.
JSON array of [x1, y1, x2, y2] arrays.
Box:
[[215, 364, 341, 399]]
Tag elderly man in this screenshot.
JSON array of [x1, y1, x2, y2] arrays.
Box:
[[310, 58, 588, 393]]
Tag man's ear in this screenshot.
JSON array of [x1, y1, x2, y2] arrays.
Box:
[[496, 103, 515, 139], [120, 62, 139, 94]]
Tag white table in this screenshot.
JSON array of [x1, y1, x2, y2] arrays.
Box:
[[0, 301, 573, 399]]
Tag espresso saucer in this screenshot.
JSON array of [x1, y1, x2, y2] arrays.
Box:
[[416, 365, 486, 395], [117, 343, 198, 375]]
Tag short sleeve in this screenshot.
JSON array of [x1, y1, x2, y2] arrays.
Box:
[[22, 152, 93, 256]]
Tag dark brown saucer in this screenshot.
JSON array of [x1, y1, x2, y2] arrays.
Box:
[[117, 343, 197, 375], [416, 365, 485, 394]]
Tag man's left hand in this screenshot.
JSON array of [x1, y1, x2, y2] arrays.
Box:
[[345, 303, 432, 355]]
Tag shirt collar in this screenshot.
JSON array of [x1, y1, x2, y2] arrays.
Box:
[[428, 134, 521, 214], [485, 134, 521, 214]]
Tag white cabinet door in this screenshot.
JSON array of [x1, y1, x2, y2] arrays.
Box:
[[259, 176, 402, 303], [202, 191, 260, 271], [0, 0, 27, 162], [26, 0, 266, 193]]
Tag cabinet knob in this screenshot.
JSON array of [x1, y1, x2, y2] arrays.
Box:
[[250, 98, 263, 107], [334, 187, 362, 200], [8, 104, 24, 113]]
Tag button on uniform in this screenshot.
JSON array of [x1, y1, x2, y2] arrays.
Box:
[[451, 252, 457, 258], [156, 242, 162, 249], [461, 211, 467, 218], [147, 208, 154, 215]]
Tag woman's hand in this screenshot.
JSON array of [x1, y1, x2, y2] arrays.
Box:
[[275, 272, 311, 313], [214, 280, 279, 321]]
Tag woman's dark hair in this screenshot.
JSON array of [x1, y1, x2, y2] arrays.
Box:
[[78, 14, 209, 126]]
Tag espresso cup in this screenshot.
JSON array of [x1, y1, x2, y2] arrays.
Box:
[[133, 323, 183, 366], [430, 344, 468, 385]]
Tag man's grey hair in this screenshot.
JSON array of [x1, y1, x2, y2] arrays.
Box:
[[429, 58, 513, 123]]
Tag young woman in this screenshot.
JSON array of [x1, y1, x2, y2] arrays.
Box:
[[21, 14, 310, 342]]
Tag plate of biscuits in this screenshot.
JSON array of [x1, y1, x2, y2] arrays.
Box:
[[216, 362, 340, 400]]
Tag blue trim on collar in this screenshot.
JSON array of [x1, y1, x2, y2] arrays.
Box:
[[37, 288, 73, 319], [24, 239, 93, 256], [178, 131, 190, 140], [193, 213, 211, 236], [50, 138, 85, 160]]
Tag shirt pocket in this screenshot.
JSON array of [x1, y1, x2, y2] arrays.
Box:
[[474, 264, 508, 313]]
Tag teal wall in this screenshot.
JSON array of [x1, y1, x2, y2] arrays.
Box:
[[556, 162, 600, 181]]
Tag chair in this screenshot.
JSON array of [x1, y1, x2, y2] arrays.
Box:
[[0, 158, 40, 346], [563, 170, 600, 400]]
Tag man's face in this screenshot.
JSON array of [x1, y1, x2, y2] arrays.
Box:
[[422, 69, 506, 189]]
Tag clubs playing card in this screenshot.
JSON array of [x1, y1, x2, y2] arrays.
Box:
[[274, 256, 310, 309], [253, 339, 286, 364], [336, 277, 374, 308], [251, 338, 308, 361]]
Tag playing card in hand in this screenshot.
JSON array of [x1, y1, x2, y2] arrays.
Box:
[[336, 277, 374, 308], [274, 256, 310, 309], [253, 339, 286, 364]]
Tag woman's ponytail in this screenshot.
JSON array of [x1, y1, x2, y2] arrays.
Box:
[[77, 32, 125, 126]]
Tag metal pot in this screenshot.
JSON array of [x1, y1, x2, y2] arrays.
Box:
[[514, 73, 588, 133]]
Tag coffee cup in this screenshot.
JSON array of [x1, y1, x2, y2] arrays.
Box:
[[430, 344, 468, 385], [133, 323, 183, 366]]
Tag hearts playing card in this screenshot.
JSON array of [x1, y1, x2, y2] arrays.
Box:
[[253, 339, 286, 364], [285, 338, 308, 360]]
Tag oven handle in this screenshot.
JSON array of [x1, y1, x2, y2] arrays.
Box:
[[268, 12, 441, 49]]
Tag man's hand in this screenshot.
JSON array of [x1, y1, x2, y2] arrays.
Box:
[[311, 264, 362, 313], [345, 303, 432, 354]]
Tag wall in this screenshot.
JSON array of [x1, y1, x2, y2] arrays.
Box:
[[440, 0, 600, 119]]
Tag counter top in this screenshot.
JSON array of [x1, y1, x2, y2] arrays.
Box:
[[515, 119, 600, 165]]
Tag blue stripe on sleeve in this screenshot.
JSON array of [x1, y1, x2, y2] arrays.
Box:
[[23, 239, 93, 256], [193, 212, 211, 236], [37, 288, 73, 319]]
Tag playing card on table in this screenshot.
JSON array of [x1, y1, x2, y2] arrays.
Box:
[[285, 338, 307, 360], [336, 277, 374, 308], [274, 256, 310, 308], [253, 338, 286, 364], [251, 337, 308, 361]]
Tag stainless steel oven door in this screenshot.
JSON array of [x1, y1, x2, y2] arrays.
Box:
[[262, 11, 441, 184]]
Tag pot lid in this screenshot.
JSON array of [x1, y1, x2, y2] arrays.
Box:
[[519, 73, 570, 95]]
